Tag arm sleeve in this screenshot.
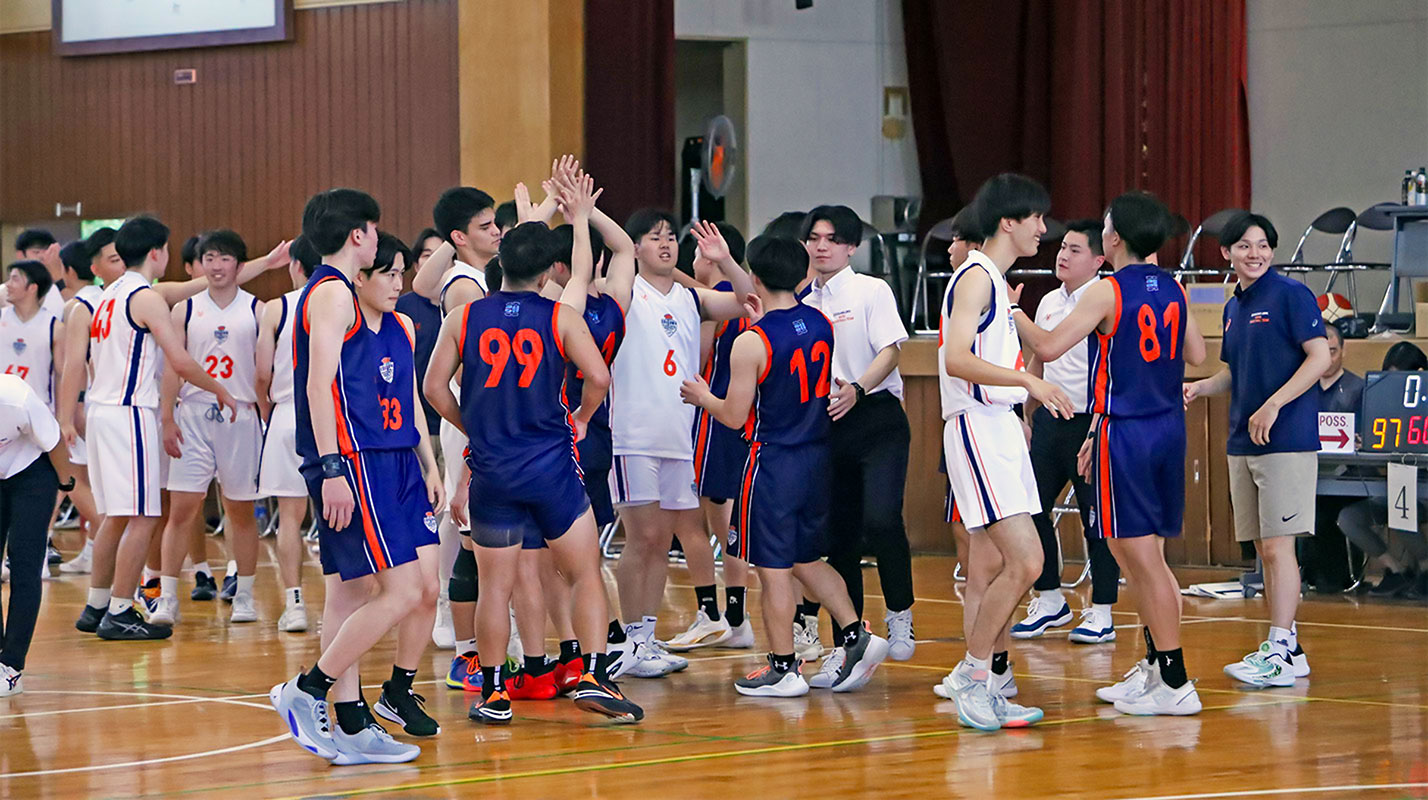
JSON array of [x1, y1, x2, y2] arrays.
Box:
[[1288, 285, 1326, 345], [867, 279, 909, 352], [23, 389, 60, 451]]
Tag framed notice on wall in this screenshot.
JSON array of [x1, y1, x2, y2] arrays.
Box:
[[52, 0, 292, 56]]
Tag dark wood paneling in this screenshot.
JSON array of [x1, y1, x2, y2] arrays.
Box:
[[0, 0, 459, 299]]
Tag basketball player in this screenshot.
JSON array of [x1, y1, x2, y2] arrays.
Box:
[[1013, 191, 1207, 715], [270, 191, 443, 764], [424, 182, 644, 724], [939, 174, 1073, 730], [55, 239, 107, 575], [681, 234, 890, 696], [0, 261, 64, 413], [609, 209, 754, 678], [151, 230, 266, 626], [10, 229, 65, 317], [62, 216, 238, 641], [255, 236, 320, 633]]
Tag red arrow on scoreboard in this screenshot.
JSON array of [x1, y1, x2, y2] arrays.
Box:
[[1320, 428, 1350, 447]]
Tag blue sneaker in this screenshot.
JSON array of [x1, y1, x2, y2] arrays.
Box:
[[269, 677, 338, 760], [1068, 606, 1116, 644], [220, 574, 237, 603], [445, 652, 483, 691], [1010, 594, 1072, 639]]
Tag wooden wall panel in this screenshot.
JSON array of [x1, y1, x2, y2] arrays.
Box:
[[0, 0, 459, 298]]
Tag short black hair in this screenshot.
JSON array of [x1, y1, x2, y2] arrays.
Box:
[[1063, 217, 1104, 256], [1219, 211, 1279, 250], [551, 224, 608, 272], [1105, 192, 1171, 260], [366, 231, 412, 276], [302, 188, 381, 257], [432, 187, 495, 243], [948, 205, 984, 244], [625, 208, 678, 243], [60, 241, 94, 281], [801, 205, 864, 246], [181, 235, 202, 266], [498, 222, 560, 284], [411, 227, 443, 257], [1383, 341, 1428, 371], [761, 211, 808, 242], [746, 235, 809, 293], [15, 229, 56, 253], [971, 173, 1051, 240], [83, 227, 116, 262], [198, 229, 248, 263], [713, 222, 747, 265], [289, 234, 322, 279], [7, 260, 53, 300], [115, 216, 170, 268], [495, 201, 518, 231]]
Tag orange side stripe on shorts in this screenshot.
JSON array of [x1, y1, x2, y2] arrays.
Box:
[[1097, 418, 1114, 539], [737, 442, 760, 559], [331, 381, 355, 454], [347, 453, 388, 571]]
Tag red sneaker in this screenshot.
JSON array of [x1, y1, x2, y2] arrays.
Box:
[[554, 655, 583, 695], [504, 668, 559, 700]]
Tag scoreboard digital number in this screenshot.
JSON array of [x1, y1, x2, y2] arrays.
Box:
[[1361, 370, 1428, 453]]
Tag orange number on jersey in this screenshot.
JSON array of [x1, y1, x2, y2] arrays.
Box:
[[91, 299, 116, 341], [204, 355, 234, 379], [811, 340, 831, 398], [380, 397, 403, 430], [663, 349, 677, 377], [788, 341, 832, 404], [1136, 303, 1182, 362], [576, 332, 617, 380], [4, 365, 29, 379], [478, 328, 544, 388]]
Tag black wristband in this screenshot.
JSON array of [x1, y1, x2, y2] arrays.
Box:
[[59, 476, 76, 492], [319, 454, 346, 479], [851, 381, 867, 400]]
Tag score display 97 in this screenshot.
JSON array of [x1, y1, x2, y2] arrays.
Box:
[[1362, 371, 1428, 452]]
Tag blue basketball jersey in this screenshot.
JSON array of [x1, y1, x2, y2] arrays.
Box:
[[562, 292, 625, 431], [703, 282, 751, 397], [294, 265, 420, 469], [745, 304, 834, 446], [1088, 263, 1188, 418], [458, 291, 578, 478]]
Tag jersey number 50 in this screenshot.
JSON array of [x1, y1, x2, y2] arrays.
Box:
[[1136, 303, 1181, 362], [479, 328, 544, 388]]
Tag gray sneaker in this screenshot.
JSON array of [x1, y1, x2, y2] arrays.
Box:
[[807, 647, 844, 689], [831, 624, 890, 693], [330, 722, 420, 765], [269, 678, 338, 760]]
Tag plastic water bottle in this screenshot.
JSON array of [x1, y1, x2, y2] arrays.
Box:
[[1405, 170, 1415, 205], [1416, 168, 1428, 205]]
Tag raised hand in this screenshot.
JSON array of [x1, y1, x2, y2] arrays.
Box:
[[691, 220, 731, 264]]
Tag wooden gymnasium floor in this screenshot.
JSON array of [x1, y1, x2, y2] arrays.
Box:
[[4, 528, 1427, 800]]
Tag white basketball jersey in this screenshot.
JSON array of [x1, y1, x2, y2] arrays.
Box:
[[0, 307, 57, 409], [441, 261, 487, 310], [179, 289, 259, 405], [938, 251, 1028, 419], [71, 284, 104, 316], [66, 284, 105, 394], [269, 289, 302, 404], [88, 271, 161, 408], [610, 274, 702, 459]]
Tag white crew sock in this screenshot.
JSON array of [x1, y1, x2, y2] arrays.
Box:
[[965, 654, 990, 677], [641, 615, 659, 642], [285, 586, 303, 607], [78, 539, 93, 558], [1039, 588, 1064, 607], [1092, 603, 1112, 615], [108, 597, 134, 615], [192, 561, 212, 579], [456, 638, 476, 656], [159, 576, 178, 600], [225, 560, 238, 577], [141, 567, 157, 584], [87, 587, 111, 609], [1267, 625, 1293, 656], [236, 575, 256, 598]]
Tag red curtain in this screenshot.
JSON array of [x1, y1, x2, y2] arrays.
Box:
[[904, 0, 1250, 261], [584, 0, 676, 226]]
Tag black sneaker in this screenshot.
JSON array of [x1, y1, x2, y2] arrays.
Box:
[[468, 689, 512, 724], [1370, 570, 1412, 597], [830, 623, 890, 693], [191, 573, 217, 601], [96, 607, 174, 640], [220, 574, 237, 602], [373, 682, 441, 736], [75, 604, 106, 633], [572, 673, 644, 722], [46, 544, 62, 565]]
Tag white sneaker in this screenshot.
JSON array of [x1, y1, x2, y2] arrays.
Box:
[[648, 638, 689, 671], [149, 595, 180, 626], [1067, 606, 1116, 644], [624, 639, 681, 678], [1097, 660, 1154, 704], [1289, 645, 1310, 678], [506, 607, 523, 663], [606, 636, 636, 679], [59, 548, 92, 574], [990, 692, 1043, 727], [885, 608, 915, 661], [935, 665, 1017, 699], [945, 660, 1000, 731], [665, 609, 732, 651], [1223, 641, 1295, 687], [1010, 593, 1073, 639], [0, 663, 21, 697], [431, 595, 454, 650], [1114, 673, 1202, 716], [793, 614, 822, 661], [807, 647, 844, 689], [230, 592, 258, 623], [735, 659, 810, 698], [278, 603, 309, 633], [724, 618, 755, 649]]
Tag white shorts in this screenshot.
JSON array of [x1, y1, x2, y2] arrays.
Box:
[[609, 455, 699, 511], [943, 407, 1040, 530], [87, 404, 163, 518], [258, 401, 306, 498], [440, 418, 469, 532], [69, 434, 88, 466], [167, 400, 263, 500]]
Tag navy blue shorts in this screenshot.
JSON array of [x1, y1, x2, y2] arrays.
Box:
[[469, 446, 590, 550], [304, 448, 439, 581], [1088, 411, 1185, 539], [576, 425, 615, 527], [693, 408, 747, 502], [731, 441, 829, 569]]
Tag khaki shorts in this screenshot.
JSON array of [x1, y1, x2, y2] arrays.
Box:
[[1227, 452, 1317, 541]]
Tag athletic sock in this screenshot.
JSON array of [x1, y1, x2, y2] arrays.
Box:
[[236, 575, 256, 597], [1039, 588, 1064, 607], [1157, 648, 1188, 689], [226, 560, 238, 577], [965, 654, 990, 676], [107, 597, 133, 616], [159, 576, 178, 600], [389, 666, 417, 693], [456, 638, 476, 657], [480, 666, 499, 698], [560, 639, 581, 663], [1143, 627, 1158, 664], [142, 567, 158, 584], [991, 651, 1009, 675], [770, 653, 796, 673], [587, 652, 612, 682], [87, 587, 111, 609], [1092, 602, 1112, 615], [285, 587, 303, 607], [694, 584, 720, 621], [334, 700, 366, 735], [297, 665, 336, 700], [798, 600, 821, 620], [724, 587, 746, 626], [640, 615, 658, 641], [192, 561, 211, 579], [78, 539, 93, 558], [607, 619, 627, 644], [524, 655, 552, 675], [1269, 625, 1295, 653], [838, 621, 862, 648]]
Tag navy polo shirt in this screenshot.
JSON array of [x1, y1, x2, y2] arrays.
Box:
[[395, 291, 443, 434], [1220, 270, 1326, 455]]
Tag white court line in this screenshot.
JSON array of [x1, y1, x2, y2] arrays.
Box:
[[1112, 782, 1428, 800], [0, 734, 291, 779]]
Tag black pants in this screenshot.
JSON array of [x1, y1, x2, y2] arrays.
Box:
[[0, 455, 59, 671], [1029, 408, 1120, 605], [1306, 495, 1358, 591], [825, 391, 914, 617]]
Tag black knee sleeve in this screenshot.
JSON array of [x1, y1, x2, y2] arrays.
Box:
[[448, 547, 479, 603]]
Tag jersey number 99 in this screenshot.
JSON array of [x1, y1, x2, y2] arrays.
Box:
[[479, 328, 544, 388]]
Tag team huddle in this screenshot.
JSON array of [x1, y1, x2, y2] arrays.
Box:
[[5, 159, 1251, 764]]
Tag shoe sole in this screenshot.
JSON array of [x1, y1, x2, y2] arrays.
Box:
[[279, 622, 309, 632], [269, 684, 338, 760], [955, 706, 1002, 732], [832, 636, 890, 693], [96, 627, 173, 641], [573, 695, 643, 723], [230, 615, 258, 624], [372, 700, 441, 736], [665, 628, 732, 652], [1009, 612, 1074, 639], [445, 678, 481, 691], [1068, 630, 1117, 644], [1223, 665, 1295, 688], [1114, 699, 1202, 716], [472, 710, 512, 724], [331, 747, 420, 766], [735, 682, 810, 698]]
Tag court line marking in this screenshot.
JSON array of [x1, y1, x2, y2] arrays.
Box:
[[0, 734, 290, 779], [0, 689, 272, 720], [1111, 783, 1428, 800]]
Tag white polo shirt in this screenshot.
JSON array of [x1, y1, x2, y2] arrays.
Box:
[[0, 374, 59, 478], [1033, 277, 1097, 414], [800, 266, 907, 399]]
